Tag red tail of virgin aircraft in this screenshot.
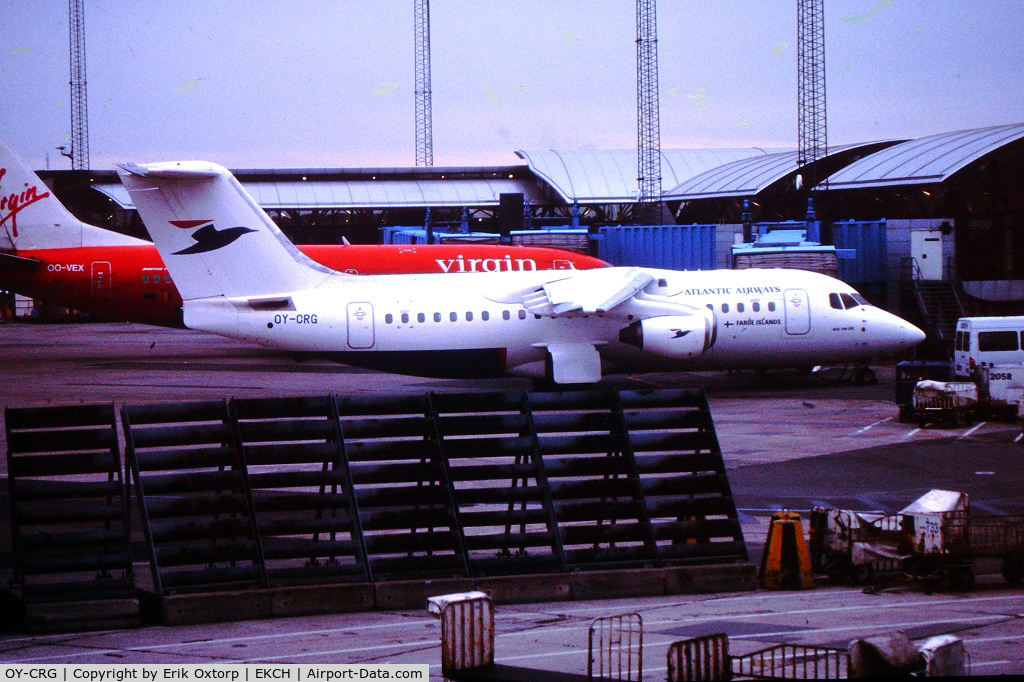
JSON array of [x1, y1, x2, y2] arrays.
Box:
[[0, 135, 607, 326]]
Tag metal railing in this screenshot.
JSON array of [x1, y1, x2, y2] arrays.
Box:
[[588, 612, 643, 681], [732, 643, 849, 680]]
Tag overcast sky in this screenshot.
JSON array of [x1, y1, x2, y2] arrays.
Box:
[[2, 1, 1022, 170]]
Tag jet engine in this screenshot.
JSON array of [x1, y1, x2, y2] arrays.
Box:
[[618, 310, 716, 359]]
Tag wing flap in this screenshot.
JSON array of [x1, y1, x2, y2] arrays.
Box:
[[521, 267, 655, 316]]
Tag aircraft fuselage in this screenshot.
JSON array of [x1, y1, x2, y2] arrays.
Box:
[[184, 266, 924, 380]]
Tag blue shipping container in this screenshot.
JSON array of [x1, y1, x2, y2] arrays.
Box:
[[833, 220, 887, 284], [598, 224, 716, 271], [382, 227, 501, 245]]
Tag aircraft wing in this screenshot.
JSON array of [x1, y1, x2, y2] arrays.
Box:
[[0, 250, 41, 269], [516, 267, 656, 316]]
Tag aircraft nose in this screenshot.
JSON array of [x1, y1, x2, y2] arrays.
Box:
[[884, 316, 927, 349], [873, 310, 926, 351], [903, 322, 927, 347]]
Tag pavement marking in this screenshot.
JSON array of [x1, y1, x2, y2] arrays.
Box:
[[484, 615, 1012, 668], [4, 619, 440, 663], [904, 428, 922, 438], [960, 421, 987, 439], [857, 417, 893, 433]]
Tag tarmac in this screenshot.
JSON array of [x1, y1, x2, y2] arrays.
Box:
[[1, 320, 1023, 677]]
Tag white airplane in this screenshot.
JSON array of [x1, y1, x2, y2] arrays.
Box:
[[117, 161, 926, 384]]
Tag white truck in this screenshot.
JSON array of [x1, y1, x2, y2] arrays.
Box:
[[953, 316, 1024, 377]]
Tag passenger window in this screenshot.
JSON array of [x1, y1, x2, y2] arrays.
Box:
[[721, 303, 729, 313], [519, 310, 527, 320], [737, 303, 745, 313], [401, 313, 410, 324], [752, 302, 760, 312], [417, 313, 425, 323], [385, 314, 393, 324], [768, 302, 776, 312], [978, 331, 1018, 352], [434, 312, 442, 322], [482, 311, 489, 321], [502, 310, 511, 320], [450, 312, 458, 322], [466, 312, 473, 321], [840, 293, 859, 309], [829, 293, 842, 310], [142, 275, 149, 283]]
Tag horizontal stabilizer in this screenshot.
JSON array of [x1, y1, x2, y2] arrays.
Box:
[[118, 162, 222, 179]]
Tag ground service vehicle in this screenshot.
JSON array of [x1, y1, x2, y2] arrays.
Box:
[[811, 490, 1024, 589], [953, 316, 1024, 377], [912, 380, 979, 427]]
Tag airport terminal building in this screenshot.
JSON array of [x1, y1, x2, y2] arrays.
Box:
[[31, 121, 1024, 336]]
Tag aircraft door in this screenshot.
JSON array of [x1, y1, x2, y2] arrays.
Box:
[[783, 288, 811, 335], [346, 301, 374, 349], [91, 261, 112, 299]]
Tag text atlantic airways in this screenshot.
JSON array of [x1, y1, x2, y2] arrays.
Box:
[[0, 134, 607, 326], [119, 160, 926, 384]]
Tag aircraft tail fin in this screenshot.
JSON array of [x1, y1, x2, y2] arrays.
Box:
[[0, 133, 148, 250], [117, 161, 335, 300]]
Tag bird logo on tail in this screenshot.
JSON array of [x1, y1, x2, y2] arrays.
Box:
[[169, 219, 255, 255]]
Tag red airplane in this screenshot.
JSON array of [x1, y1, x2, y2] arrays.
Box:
[[1, 135, 607, 326]]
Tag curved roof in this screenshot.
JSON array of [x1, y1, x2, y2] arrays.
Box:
[[823, 122, 1024, 190], [514, 148, 775, 203], [664, 149, 797, 200], [664, 142, 900, 200]]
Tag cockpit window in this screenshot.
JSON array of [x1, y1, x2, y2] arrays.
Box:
[[831, 292, 874, 310]]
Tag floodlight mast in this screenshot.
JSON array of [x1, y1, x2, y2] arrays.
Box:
[[797, 0, 827, 169], [636, 0, 661, 225], [414, 0, 434, 167], [68, 0, 90, 171]]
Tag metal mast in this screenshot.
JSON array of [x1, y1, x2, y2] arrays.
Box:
[[68, 0, 90, 171], [635, 0, 661, 224], [797, 0, 826, 168], [414, 0, 433, 166]]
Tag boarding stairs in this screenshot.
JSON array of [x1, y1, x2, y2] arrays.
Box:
[[904, 257, 980, 348]]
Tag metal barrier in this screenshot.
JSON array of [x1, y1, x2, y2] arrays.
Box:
[[667, 634, 730, 682], [122, 400, 267, 597], [232, 396, 369, 585], [588, 613, 643, 681], [732, 643, 849, 680], [4, 404, 138, 629], [5, 388, 747, 623]]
